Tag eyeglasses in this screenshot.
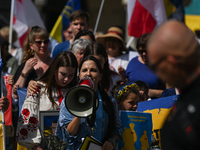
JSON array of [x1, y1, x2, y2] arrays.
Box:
[[34, 39, 49, 45], [147, 56, 166, 71]]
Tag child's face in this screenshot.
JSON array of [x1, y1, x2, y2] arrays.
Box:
[[54, 66, 76, 87], [119, 92, 139, 111], [52, 123, 57, 135]]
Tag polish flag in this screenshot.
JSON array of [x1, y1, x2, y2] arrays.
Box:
[[12, 0, 46, 48], [127, 0, 167, 38]]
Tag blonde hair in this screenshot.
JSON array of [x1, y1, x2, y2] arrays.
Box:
[[22, 26, 49, 63]]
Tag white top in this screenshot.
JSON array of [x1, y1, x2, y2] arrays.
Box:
[[108, 53, 129, 73], [11, 47, 24, 65], [16, 81, 68, 149]]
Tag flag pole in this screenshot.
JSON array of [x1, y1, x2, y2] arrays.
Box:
[[8, 0, 15, 53], [0, 39, 6, 150], [93, 0, 105, 35], [126, 36, 134, 48]]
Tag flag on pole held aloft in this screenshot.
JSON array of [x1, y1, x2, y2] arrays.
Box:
[[164, 0, 185, 22], [50, 0, 81, 43], [127, 0, 167, 38], [13, 0, 46, 48]]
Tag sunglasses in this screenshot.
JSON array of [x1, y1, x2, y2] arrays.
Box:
[[34, 39, 49, 45]]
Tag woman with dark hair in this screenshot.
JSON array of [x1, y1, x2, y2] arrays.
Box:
[[56, 56, 122, 150], [126, 33, 165, 99], [16, 51, 78, 149], [74, 30, 96, 42], [84, 41, 122, 95]]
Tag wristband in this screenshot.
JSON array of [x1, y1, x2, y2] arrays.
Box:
[[21, 72, 27, 78], [108, 138, 116, 147]]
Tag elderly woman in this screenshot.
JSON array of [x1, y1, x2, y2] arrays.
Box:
[[56, 56, 122, 150], [68, 38, 91, 67]]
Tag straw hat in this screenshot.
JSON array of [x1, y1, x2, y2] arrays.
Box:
[[96, 27, 127, 51]]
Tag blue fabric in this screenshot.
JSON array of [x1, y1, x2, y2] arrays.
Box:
[[55, 90, 122, 150], [137, 95, 179, 112], [61, 0, 81, 42], [95, 90, 103, 141], [161, 87, 176, 97], [17, 87, 27, 117], [126, 56, 164, 89], [0, 58, 2, 97], [52, 40, 70, 58]]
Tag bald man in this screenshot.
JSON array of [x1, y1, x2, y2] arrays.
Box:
[[147, 20, 200, 150]]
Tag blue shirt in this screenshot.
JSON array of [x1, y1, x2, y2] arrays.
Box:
[[55, 90, 122, 150], [52, 40, 70, 58], [126, 56, 164, 89]]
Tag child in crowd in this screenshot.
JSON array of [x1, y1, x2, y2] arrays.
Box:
[[111, 80, 140, 111], [16, 51, 78, 150], [135, 80, 149, 102]]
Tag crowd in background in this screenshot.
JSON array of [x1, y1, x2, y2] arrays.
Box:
[[1, 9, 197, 150]]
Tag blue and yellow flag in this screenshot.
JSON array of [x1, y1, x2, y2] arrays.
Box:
[[137, 95, 179, 148], [50, 0, 81, 43], [164, 0, 185, 22]]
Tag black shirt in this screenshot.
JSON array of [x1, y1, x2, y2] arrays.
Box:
[[161, 76, 200, 150]]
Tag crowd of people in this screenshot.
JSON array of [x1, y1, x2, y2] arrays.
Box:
[[0, 9, 199, 150]]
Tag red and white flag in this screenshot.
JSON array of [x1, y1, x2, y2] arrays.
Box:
[[127, 0, 167, 38], [12, 0, 46, 48]]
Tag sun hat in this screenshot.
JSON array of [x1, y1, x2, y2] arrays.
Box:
[[96, 26, 127, 51]]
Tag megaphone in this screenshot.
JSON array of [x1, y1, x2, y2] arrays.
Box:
[[65, 76, 99, 118]]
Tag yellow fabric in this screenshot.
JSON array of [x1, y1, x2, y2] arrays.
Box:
[[17, 143, 27, 150], [144, 108, 172, 148], [50, 15, 62, 43], [163, 0, 176, 17], [185, 15, 200, 32], [0, 114, 4, 150]]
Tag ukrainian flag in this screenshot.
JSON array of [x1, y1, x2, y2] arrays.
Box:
[[184, 0, 200, 33], [50, 0, 81, 43], [164, 0, 185, 22]]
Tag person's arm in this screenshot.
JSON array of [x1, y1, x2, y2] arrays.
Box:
[[66, 117, 81, 135], [148, 89, 163, 98], [15, 58, 38, 88], [16, 87, 41, 149]]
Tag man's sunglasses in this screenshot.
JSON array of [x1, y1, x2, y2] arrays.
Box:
[[34, 39, 49, 45]]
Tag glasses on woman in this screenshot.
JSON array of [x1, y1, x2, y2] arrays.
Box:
[[34, 39, 49, 45]]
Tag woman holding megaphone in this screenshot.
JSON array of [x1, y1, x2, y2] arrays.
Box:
[[56, 56, 122, 150]]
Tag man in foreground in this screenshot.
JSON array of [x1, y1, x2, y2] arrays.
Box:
[[147, 20, 200, 149]]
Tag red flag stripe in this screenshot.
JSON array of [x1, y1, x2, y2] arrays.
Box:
[[128, 0, 156, 38]]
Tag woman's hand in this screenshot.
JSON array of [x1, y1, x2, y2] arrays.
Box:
[[27, 80, 41, 96], [118, 66, 126, 80], [12, 85, 19, 99], [22, 58, 38, 75], [8, 74, 14, 86], [102, 140, 114, 150]]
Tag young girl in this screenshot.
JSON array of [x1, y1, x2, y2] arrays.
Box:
[[16, 51, 78, 150], [111, 80, 140, 111]]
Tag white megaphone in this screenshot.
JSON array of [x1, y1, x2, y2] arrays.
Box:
[[65, 76, 99, 118]]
